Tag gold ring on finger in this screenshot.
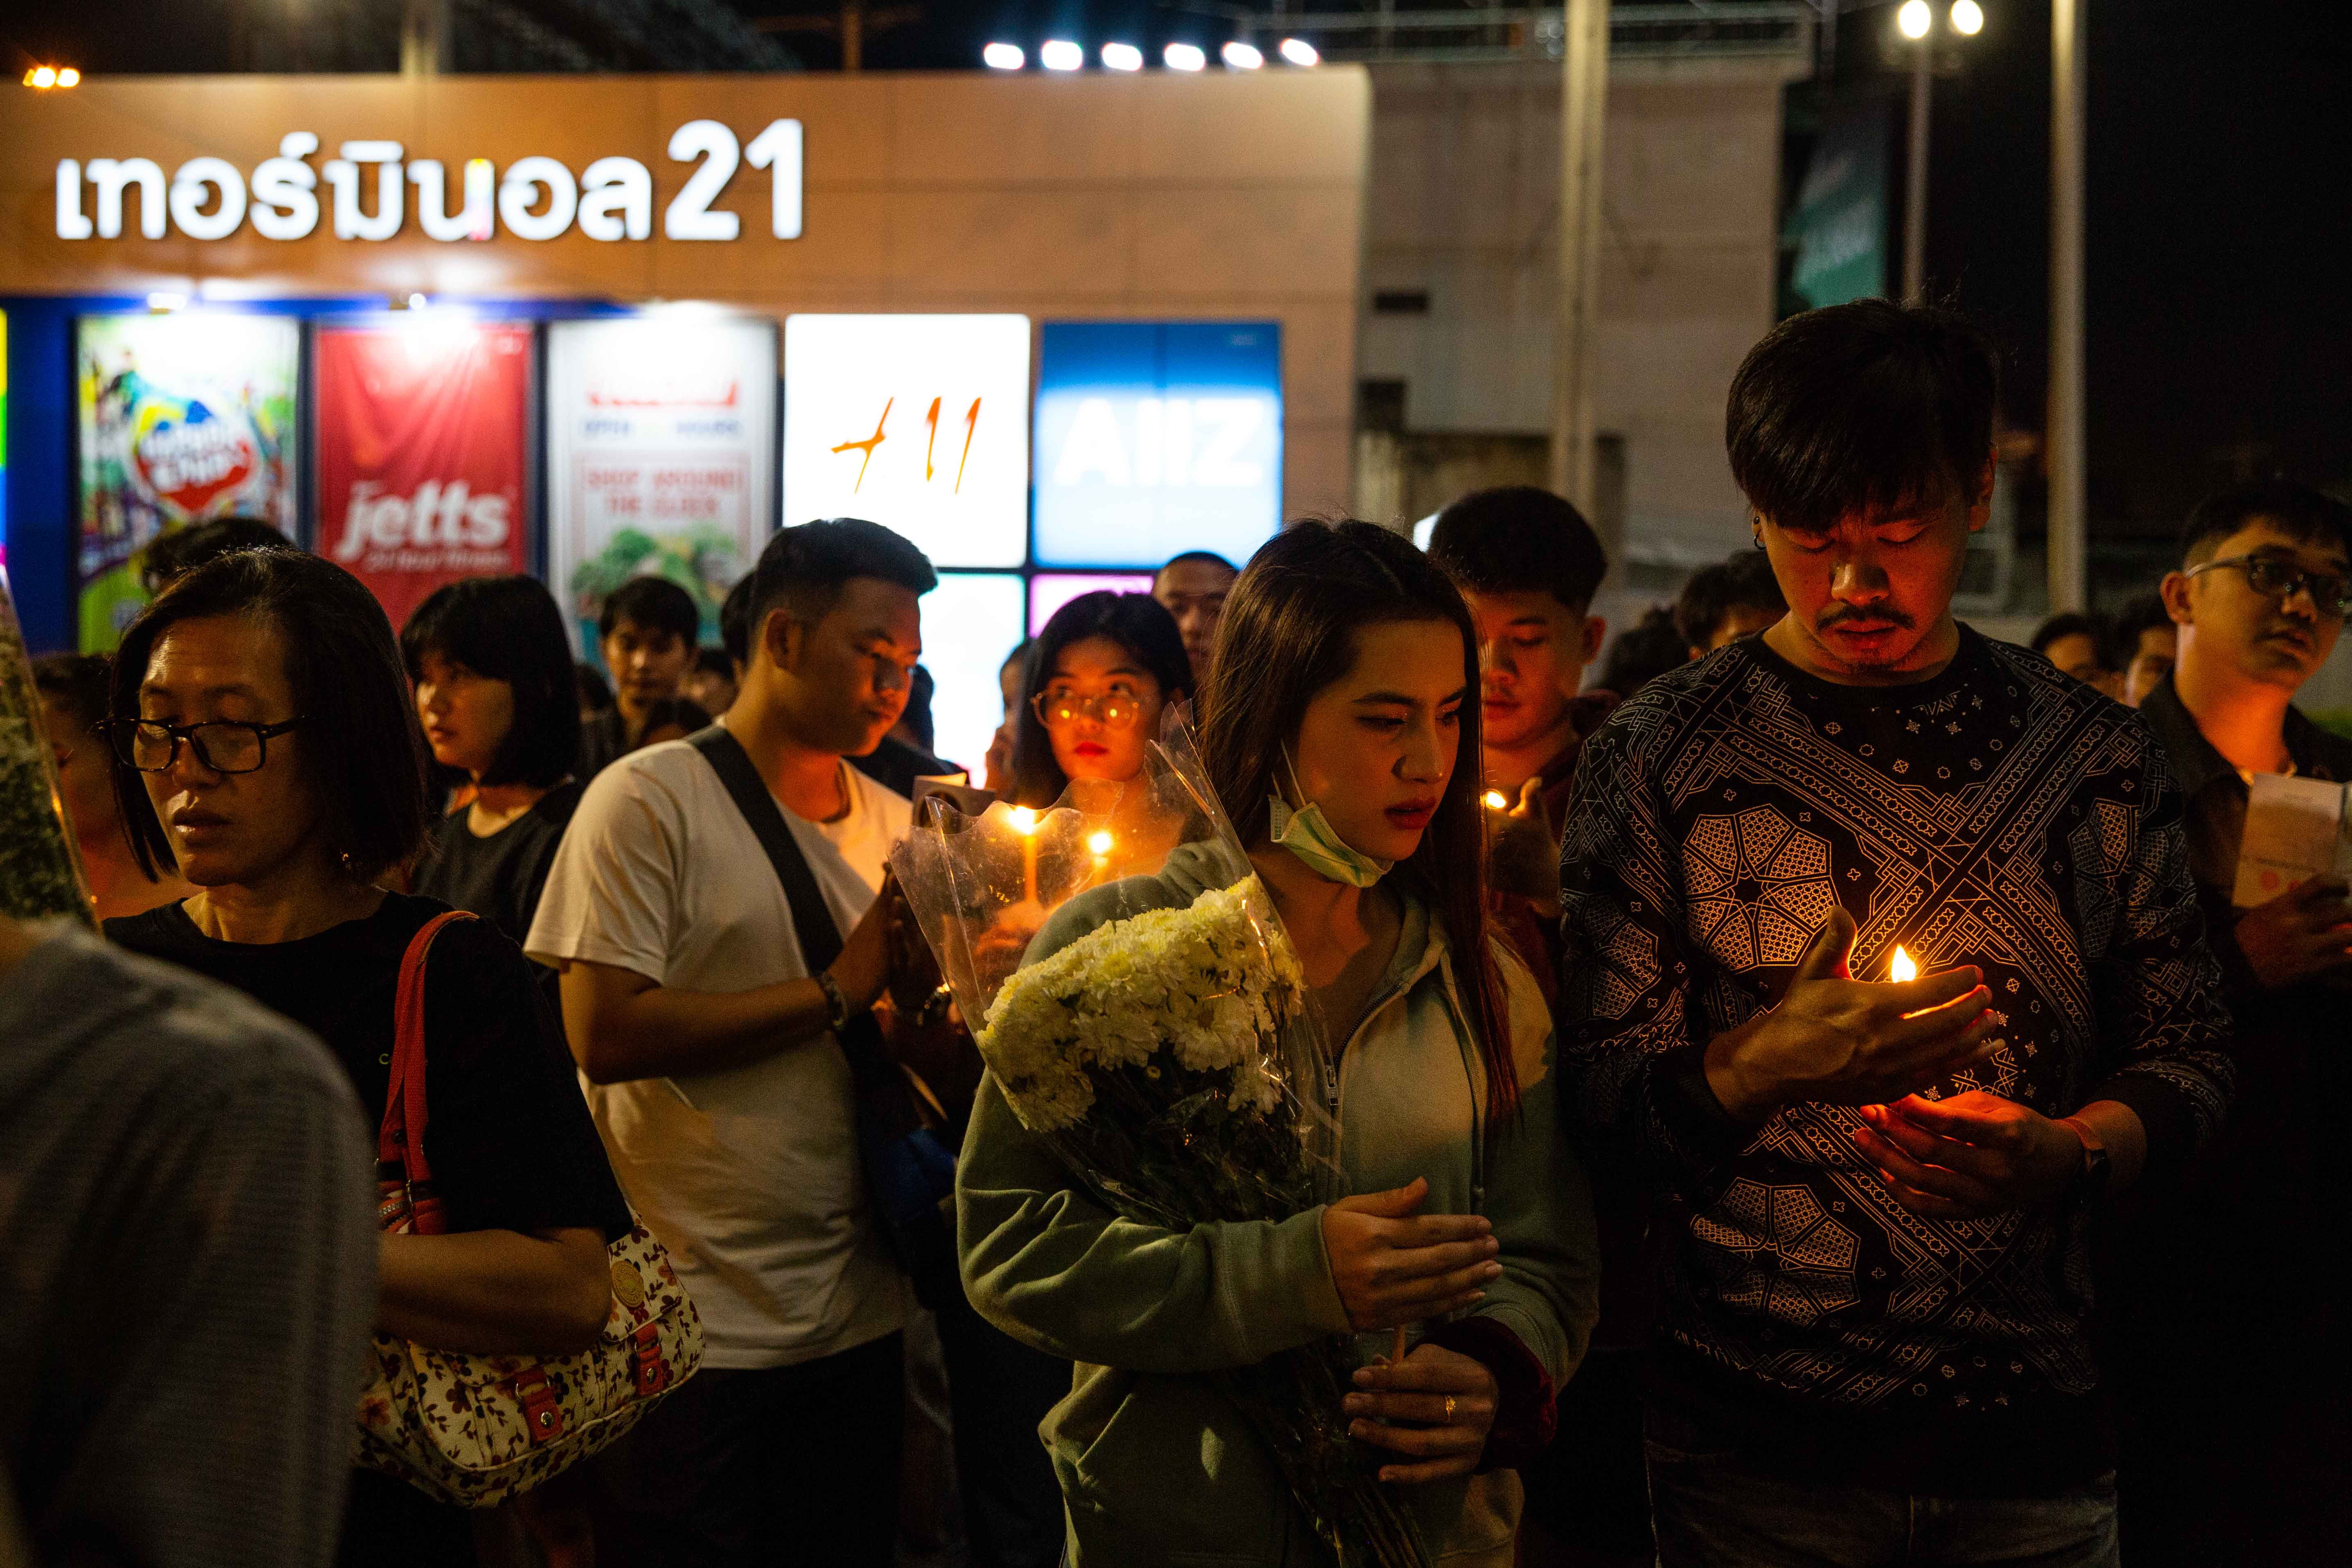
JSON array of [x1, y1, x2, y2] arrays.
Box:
[[1443, 1395, 1457, 1421]]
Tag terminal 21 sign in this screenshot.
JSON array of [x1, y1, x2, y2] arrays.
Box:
[[52, 119, 803, 244]]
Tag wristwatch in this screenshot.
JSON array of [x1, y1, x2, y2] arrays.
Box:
[[2057, 1115, 2110, 1199], [812, 970, 851, 1033]]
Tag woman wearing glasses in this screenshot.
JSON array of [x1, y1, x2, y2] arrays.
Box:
[[102, 550, 630, 1568], [1007, 593, 1195, 870]]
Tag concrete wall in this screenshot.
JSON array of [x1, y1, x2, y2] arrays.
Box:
[[1358, 55, 1800, 576]]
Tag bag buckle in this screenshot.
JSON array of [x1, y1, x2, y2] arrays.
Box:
[[630, 1322, 669, 1398], [511, 1366, 566, 1445]]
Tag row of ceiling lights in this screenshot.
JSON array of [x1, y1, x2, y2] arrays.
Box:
[[982, 38, 1319, 73], [23, 65, 83, 88]]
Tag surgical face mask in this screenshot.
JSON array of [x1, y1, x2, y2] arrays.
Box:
[[1269, 747, 1395, 887]]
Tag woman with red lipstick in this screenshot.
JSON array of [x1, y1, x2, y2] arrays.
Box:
[[958, 522, 1600, 1566], [1007, 592, 1194, 863], [102, 551, 631, 1568]]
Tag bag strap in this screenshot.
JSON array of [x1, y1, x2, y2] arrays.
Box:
[[686, 725, 889, 1072], [381, 909, 479, 1191]]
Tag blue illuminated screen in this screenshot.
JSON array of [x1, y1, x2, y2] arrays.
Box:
[[1032, 321, 1281, 570]]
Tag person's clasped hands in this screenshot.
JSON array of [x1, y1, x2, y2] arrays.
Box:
[[1320, 1175, 1504, 1484]]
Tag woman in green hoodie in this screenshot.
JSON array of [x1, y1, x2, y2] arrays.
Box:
[[958, 520, 1602, 1566]]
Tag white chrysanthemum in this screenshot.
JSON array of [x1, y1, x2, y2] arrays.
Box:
[[978, 875, 1304, 1135]]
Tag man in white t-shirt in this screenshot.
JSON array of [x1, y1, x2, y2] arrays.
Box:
[[528, 517, 936, 1568]]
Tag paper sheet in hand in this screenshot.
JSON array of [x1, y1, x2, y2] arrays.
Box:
[[2232, 772, 2352, 907]]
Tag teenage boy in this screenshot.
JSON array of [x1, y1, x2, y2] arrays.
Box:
[[529, 519, 933, 1567], [1427, 485, 1613, 988], [2108, 481, 2352, 1563], [1151, 550, 1237, 683], [2108, 591, 2176, 708], [579, 575, 701, 777], [1559, 299, 2235, 1568], [1673, 547, 1788, 660]]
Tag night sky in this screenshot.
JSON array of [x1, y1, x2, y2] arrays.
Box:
[[10, 0, 2348, 541]]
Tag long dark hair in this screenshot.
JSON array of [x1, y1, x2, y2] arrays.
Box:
[[1198, 520, 1517, 1116], [110, 550, 431, 885], [400, 575, 582, 789], [1009, 592, 1194, 809]]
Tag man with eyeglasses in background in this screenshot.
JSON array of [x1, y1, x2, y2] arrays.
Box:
[[2107, 480, 2352, 1564]]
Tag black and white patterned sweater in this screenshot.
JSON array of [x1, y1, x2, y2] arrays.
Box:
[[1556, 626, 2234, 1493]]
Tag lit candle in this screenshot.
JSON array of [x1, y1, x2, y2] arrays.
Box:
[[1482, 790, 1509, 811], [1888, 945, 1917, 983], [1009, 806, 1040, 904]]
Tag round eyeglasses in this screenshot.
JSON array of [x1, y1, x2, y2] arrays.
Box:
[[2184, 554, 2352, 619], [106, 716, 307, 775], [1031, 687, 1145, 731]]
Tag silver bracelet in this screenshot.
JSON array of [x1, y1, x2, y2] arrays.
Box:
[[812, 970, 851, 1033]]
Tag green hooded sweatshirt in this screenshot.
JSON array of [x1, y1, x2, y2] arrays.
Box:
[[957, 853, 1603, 1566]]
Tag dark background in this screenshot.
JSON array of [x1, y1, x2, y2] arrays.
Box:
[[8, 0, 2347, 542]]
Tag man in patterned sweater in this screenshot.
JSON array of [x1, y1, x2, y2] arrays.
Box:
[[1557, 299, 2233, 1568]]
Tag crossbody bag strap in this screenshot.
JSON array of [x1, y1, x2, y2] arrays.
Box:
[[378, 909, 477, 1235], [684, 726, 901, 1078]]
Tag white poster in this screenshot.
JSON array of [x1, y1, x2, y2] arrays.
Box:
[[782, 314, 1030, 569], [546, 315, 778, 650]]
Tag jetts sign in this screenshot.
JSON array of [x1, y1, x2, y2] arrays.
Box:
[[54, 119, 803, 244]]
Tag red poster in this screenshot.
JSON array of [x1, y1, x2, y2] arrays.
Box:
[[314, 322, 532, 632]]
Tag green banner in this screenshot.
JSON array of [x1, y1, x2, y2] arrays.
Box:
[[1785, 110, 1889, 310]]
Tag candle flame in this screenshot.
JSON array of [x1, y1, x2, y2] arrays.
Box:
[[1889, 946, 1917, 984], [1088, 830, 1114, 855], [1007, 806, 1038, 836], [1482, 790, 1509, 810]]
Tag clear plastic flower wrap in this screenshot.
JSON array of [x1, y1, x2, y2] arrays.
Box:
[[0, 578, 95, 926], [889, 715, 1430, 1568]]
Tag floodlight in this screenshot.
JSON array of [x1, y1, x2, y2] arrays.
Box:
[[982, 42, 1025, 70], [1279, 37, 1320, 67], [29, 66, 57, 88], [1102, 42, 1143, 72], [1950, 1, 1985, 35], [1164, 43, 1206, 72], [1040, 39, 1083, 71], [56, 67, 80, 87], [1898, 1, 1933, 38], [1222, 41, 1264, 70]]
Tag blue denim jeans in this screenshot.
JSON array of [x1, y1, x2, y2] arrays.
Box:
[[1646, 1435, 2120, 1568]]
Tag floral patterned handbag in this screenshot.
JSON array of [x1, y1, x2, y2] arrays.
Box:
[[355, 910, 703, 1508]]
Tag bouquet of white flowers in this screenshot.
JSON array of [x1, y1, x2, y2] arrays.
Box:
[[891, 719, 1429, 1568]]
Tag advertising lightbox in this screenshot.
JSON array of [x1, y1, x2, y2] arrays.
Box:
[[74, 312, 298, 650], [314, 319, 533, 632], [1029, 572, 1153, 636], [1032, 321, 1282, 571], [546, 315, 778, 652], [922, 571, 1026, 775], [782, 315, 1030, 569]]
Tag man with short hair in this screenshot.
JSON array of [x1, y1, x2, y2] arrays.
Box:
[[1427, 485, 1614, 990], [1560, 299, 2234, 1568], [1150, 550, 1237, 683], [530, 519, 934, 1567], [2030, 611, 2120, 697], [2108, 481, 2352, 1563], [1674, 548, 1789, 660], [2107, 591, 2176, 708], [580, 575, 703, 777]]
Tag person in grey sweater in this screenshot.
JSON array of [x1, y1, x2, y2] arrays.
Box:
[[0, 917, 377, 1568]]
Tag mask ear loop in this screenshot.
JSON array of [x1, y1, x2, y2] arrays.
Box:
[[1276, 743, 1310, 812]]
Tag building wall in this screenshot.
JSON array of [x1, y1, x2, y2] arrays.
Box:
[[1358, 56, 1799, 575], [0, 68, 1367, 537]]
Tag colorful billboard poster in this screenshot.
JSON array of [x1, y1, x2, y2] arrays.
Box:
[[1, 309, 9, 574], [1032, 321, 1282, 571], [313, 320, 533, 633], [782, 314, 1030, 570], [546, 316, 777, 653], [75, 312, 298, 651]]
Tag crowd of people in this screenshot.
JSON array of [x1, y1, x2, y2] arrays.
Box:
[[5, 296, 2345, 1568]]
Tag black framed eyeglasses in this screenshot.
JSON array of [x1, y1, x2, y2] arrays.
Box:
[[106, 717, 307, 775], [2185, 554, 2352, 618]]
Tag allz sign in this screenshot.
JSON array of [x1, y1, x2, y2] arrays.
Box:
[[55, 119, 802, 245]]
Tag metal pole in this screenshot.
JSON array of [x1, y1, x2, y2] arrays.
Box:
[[1903, 43, 1931, 302], [400, 0, 447, 76], [2049, 0, 2088, 612], [1551, 0, 1610, 526]]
